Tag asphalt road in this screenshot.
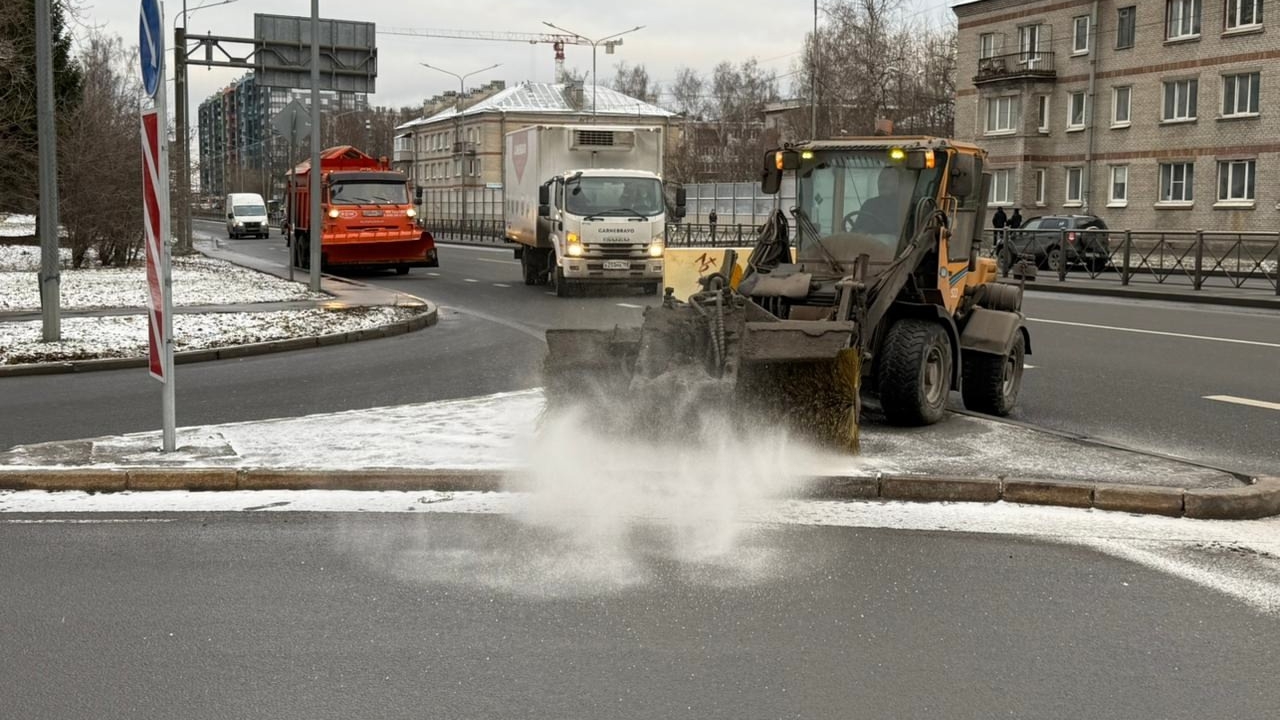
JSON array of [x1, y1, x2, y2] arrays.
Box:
[[2, 220, 1277, 476], [2, 511, 1277, 720]]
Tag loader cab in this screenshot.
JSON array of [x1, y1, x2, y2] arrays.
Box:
[[774, 145, 946, 274]]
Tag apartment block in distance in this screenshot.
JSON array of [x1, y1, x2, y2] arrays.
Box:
[[954, 0, 1276, 231]]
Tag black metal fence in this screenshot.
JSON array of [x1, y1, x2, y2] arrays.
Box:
[[983, 228, 1279, 294]]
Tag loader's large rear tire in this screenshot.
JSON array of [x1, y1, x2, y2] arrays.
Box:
[[961, 334, 1024, 417], [877, 319, 952, 426]]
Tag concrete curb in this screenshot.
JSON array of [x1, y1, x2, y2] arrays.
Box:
[[1, 469, 1276, 520], [0, 304, 438, 378], [1009, 279, 1280, 310]]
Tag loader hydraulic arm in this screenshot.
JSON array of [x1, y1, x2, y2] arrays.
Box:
[[863, 211, 946, 334]]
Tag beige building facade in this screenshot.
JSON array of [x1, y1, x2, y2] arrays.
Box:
[[954, 0, 1278, 231]]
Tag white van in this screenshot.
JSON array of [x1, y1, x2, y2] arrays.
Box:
[[225, 193, 269, 239]]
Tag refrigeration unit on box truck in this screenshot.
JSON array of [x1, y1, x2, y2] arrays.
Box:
[[504, 125, 685, 297]]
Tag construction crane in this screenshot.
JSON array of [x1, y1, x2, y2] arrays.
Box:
[[381, 27, 599, 83]]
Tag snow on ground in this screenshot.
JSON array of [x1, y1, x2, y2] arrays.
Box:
[[0, 253, 322, 310], [0, 306, 418, 365], [0, 214, 36, 239]]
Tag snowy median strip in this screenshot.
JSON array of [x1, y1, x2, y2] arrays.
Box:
[[0, 253, 322, 310], [0, 306, 419, 365]]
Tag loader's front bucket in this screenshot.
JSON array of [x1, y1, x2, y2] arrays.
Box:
[[542, 294, 862, 451]]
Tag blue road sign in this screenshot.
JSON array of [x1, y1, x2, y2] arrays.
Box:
[[139, 0, 162, 98]]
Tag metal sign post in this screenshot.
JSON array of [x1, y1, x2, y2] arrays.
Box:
[[271, 99, 311, 283], [140, 0, 176, 452]]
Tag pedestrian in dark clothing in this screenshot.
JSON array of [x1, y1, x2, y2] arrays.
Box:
[[1009, 208, 1023, 229], [992, 206, 1007, 229]]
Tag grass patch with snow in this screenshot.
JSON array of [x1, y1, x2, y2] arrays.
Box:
[[0, 306, 419, 365]]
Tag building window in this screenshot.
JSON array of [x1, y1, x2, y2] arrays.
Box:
[[1162, 79, 1199, 121], [985, 96, 1018, 134], [1073, 16, 1091, 54], [1037, 95, 1050, 132], [1112, 86, 1132, 126], [1067, 91, 1087, 130], [1166, 0, 1202, 39], [979, 33, 997, 59], [1117, 6, 1137, 48], [1225, 0, 1263, 30], [472, 157, 482, 176], [989, 169, 1011, 205], [454, 159, 461, 177], [1065, 167, 1083, 205], [1160, 162, 1195, 202], [1217, 159, 1256, 202], [1017, 24, 1044, 67], [1109, 166, 1129, 205], [1222, 72, 1261, 116], [1034, 168, 1046, 206]]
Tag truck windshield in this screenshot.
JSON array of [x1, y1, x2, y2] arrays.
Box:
[[233, 204, 266, 216], [330, 182, 408, 205], [564, 177, 664, 218], [796, 151, 941, 266]]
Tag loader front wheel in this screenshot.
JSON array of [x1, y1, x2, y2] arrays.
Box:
[[961, 334, 1024, 417], [877, 319, 952, 426]]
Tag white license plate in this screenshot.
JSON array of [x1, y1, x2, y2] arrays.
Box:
[[602, 260, 630, 270]]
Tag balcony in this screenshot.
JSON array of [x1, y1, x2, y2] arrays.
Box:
[[452, 141, 477, 156], [974, 51, 1056, 85]]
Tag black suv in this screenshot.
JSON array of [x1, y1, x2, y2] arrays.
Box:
[[995, 214, 1111, 273]]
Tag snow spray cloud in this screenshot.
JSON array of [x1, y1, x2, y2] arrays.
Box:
[[348, 389, 853, 599]]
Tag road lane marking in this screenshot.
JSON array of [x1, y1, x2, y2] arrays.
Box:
[[1023, 364, 1037, 369], [1028, 318, 1280, 349], [493, 283, 511, 288], [464, 278, 479, 283], [0, 519, 175, 524], [427, 272, 441, 277], [616, 303, 644, 309], [474, 258, 519, 265], [1204, 395, 1280, 411]]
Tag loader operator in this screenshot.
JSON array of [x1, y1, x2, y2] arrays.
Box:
[[849, 166, 906, 236]]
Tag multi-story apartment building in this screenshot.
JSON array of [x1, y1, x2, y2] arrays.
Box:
[[197, 75, 367, 199], [954, 0, 1275, 231]]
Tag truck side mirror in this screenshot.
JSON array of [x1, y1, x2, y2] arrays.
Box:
[[538, 204, 551, 218], [227, 212, 234, 219], [675, 186, 687, 209], [414, 186, 423, 203], [761, 166, 782, 196], [538, 184, 550, 206]]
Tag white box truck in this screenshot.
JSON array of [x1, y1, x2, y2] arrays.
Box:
[[504, 124, 685, 296]]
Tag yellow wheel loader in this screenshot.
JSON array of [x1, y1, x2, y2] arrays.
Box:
[[543, 137, 1030, 449]]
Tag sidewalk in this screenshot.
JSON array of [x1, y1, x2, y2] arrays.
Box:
[[1004, 274, 1280, 309]]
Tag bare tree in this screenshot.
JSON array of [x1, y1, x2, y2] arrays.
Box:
[[58, 33, 143, 267], [0, 0, 82, 215], [791, 0, 954, 139], [668, 67, 706, 119], [611, 61, 659, 104]]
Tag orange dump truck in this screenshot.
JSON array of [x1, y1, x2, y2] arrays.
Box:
[[285, 146, 438, 274]]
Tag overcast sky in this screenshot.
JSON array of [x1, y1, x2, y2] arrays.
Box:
[[76, 0, 954, 116]]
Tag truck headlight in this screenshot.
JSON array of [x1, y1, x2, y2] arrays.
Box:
[[567, 232, 579, 244], [648, 239, 664, 258], [567, 243, 584, 257], [406, 208, 417, 218], [328, 208, 340, 219]]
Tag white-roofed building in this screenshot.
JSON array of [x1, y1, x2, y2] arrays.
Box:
[[394, 81, 676, 228]]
